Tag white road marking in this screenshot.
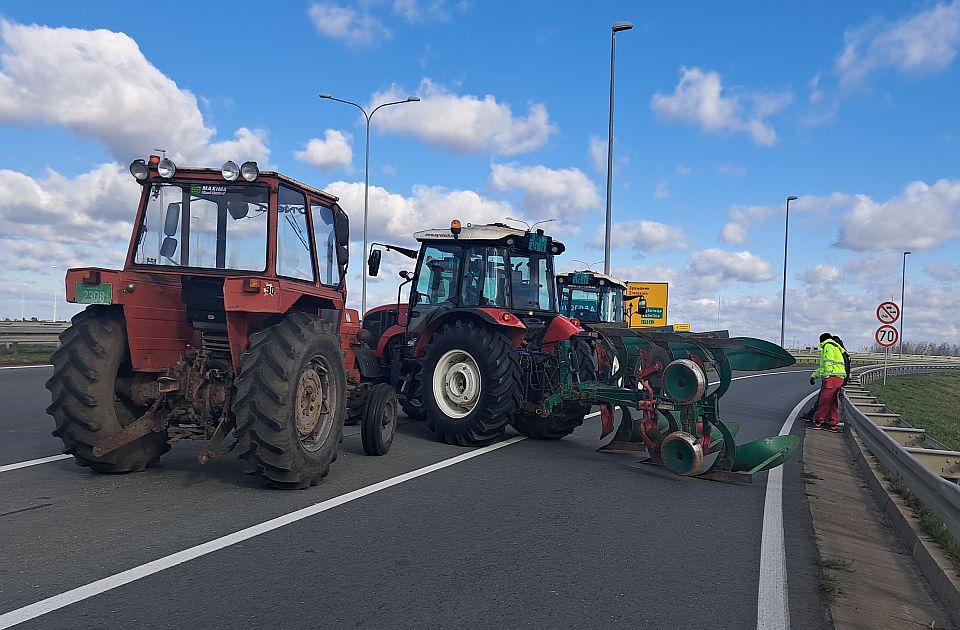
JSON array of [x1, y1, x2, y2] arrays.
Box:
[[0, 365, 52, 370], [0, 436, 526, 629], [0, 454, 70, 473], [756, 389, 818, 630]]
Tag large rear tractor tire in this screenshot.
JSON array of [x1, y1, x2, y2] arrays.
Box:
[[510, 337, 596, 440], [233, 313, 346, 489], [44, 306, 169, 472], [421, 320, 521, 446]]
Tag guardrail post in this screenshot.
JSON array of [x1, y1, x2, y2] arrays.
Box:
[[11, 341, 18, 356]]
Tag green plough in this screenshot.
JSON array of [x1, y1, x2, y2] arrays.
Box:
[[545, 326, 800, 481]]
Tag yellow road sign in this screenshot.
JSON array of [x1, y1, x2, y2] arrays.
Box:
[[625, 282, 668, 327], [672, 323, 691, 332]]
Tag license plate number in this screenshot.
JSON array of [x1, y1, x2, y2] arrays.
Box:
[[75, 283, 113, 305]]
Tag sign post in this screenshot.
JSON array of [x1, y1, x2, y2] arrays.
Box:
[[875, 324, 899, 385]]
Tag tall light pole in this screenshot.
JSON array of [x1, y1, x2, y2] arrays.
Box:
[[20, 283, 27, 321], [51, 265, 58, 322], [900, 251, 911, 357], [779, 195, 798, 347], [319, 93, 420, 317], [717, 292, 722, 329], [603, 21, 633, 276]]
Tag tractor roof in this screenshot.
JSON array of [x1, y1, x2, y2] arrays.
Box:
[[413, 222, 566, 254], [145, 167, 340, 205], [557, 270, 627, 289]]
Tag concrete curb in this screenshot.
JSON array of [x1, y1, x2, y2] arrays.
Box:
[[843, 412, 960, 628]]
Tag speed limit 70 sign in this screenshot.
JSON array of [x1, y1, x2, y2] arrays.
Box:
[[875, 325, 899, 348]]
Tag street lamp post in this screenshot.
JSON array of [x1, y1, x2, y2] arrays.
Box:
[[900, 251, 911, 357], [603, 21, 633, 276], [319, 93, 420, 317], [717, 292, 722, 329], [779, 195, 798, 347], [51, 265, 58, 322], [20, 283, 26, 321]]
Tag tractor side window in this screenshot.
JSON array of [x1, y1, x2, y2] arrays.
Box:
[[601, 287, 625, 322], [414, 245, 461, 305], [508, 252, 553, 311], [277, 186, 313, 281], [311, 202, 336, 286]]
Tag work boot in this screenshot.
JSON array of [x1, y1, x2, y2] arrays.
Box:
[[828, 425, 839, 433], [813, 421, 823, 430]]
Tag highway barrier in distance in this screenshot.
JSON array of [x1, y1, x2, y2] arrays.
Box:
[[0, 321, 70, 354]]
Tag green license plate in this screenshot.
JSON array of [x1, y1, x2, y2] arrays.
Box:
[[75, 282, 113, 305]]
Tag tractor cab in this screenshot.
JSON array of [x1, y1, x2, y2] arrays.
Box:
[[556, 271, 626, 324]]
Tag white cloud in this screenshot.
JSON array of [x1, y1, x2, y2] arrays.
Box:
[[801, 264, 841, 285], [294, 129, 354, 171], [588, 134, 607, 173], [393, 0, 458, 23], [653, 181, 672, 199], [489, 162, 599, 223], [368, 79, 556, 155], [715, 163, 747, 177], [589, 220, 688, 253], [674, 165, 692, 176], [0, 21, 270, 165], [837, 1, 960, 87], [650, 67, 792, 146], [720, 222, 747, 246], [836, 178, 960, 251], [924, 263, 960, 283], [684, 249, 774, 285], [324, 180, 514, 244], [308, 3, 392, 48]]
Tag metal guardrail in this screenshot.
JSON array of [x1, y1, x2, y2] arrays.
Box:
[[791, 350, 960, 366], [841, 363, 960, 541], [0, 321, 70, 347]]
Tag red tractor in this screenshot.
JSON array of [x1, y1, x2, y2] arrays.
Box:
[[364, 221, 801, 481], [45, 155, 396, 489], [364, 221, 595, 445]]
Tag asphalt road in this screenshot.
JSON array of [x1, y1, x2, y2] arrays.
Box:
[[0, 365, 829, 629]]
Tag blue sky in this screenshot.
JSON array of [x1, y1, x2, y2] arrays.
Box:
[[1, 0, 958, 348]]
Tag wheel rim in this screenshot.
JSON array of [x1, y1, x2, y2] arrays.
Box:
[[296, 358, 336, 452], [380, 397, 397, 443], [432, 349, 481, 419]]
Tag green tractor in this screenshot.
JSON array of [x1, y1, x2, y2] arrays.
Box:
[[365, 220, 800, 479], [556, 270, 627, 324]]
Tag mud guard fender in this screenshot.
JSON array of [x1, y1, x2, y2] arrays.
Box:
[[410, 307, 527, 357]]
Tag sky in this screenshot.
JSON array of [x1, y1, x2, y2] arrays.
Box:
[[0, 0, 958, 349]]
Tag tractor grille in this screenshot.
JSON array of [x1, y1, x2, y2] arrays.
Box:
[[202, 332, 232, 368]]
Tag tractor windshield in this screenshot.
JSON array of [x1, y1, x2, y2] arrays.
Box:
[[134, 182, 269, 271], [559, 285, 625, 322]]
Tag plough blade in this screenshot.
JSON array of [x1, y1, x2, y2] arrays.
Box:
[[722, 337, 796, 372], [731, 435, 800, 473]]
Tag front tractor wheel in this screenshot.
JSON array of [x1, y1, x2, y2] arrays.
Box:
[[44, 306, 169, 473], [233, 313, 346, 489], [421, 320, 521, 446], [361, 383, 398, 456]]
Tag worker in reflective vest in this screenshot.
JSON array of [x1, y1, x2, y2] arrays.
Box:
[[810, 332, 847, 431]]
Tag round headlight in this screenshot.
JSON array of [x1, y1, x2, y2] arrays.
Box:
[[240, 161, 259, 182], [222, 161, 240, 181], [158, 157, 177, 178], [129, 159, 149, 181], [599, 279, 605, 286]]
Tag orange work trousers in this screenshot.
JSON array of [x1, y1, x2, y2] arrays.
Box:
[[814, 376, 844, 428]]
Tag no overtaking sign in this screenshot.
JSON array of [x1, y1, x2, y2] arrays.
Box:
[[876, 301, 900, 324]]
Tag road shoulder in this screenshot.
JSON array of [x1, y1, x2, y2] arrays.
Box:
[[803, 425, 955, 629]]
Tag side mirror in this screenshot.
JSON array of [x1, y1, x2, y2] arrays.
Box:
[[160, 236, 178, 258], [368, 249, 382, 277], [399, 270, 411, 280], [164, 203, 181, 236], [334, 210, 349, 247], [336, 243, 349, 270], [227, 200, 249, 220]]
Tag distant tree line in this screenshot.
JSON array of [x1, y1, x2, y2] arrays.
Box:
[[869, 340, 960, 356]]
